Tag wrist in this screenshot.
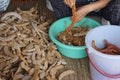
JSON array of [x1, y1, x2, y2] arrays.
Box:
[[77, 5, 91, 14], [84, 5, 93, 12]]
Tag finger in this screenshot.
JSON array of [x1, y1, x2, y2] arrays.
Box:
[[67, 0, 70, 5], [64, 0, 71, 7], [64, 0, 67, 5], [64, 0, 69, 5], [70, 0, 76, 6]]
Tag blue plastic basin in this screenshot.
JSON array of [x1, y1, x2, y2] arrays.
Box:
[[49, 17, 100, 59]]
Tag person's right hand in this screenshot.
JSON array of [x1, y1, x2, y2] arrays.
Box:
[[64, 0, 76, 8]]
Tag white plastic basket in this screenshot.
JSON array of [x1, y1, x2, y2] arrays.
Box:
[[85, 25, 120, 80]]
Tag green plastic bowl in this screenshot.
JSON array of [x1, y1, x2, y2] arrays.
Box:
[[49, 17, 100, 59]]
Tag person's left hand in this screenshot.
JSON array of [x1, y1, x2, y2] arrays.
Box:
[[64, 0, 76, 8], [64, 0, 90, 23], [72, 6, 90, 23]]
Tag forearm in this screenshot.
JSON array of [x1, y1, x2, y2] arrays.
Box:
[[78, 0, 111, 13]]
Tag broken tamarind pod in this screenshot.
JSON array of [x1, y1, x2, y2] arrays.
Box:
[[1, 12, 22, 21], [102, 39, 120, 54], [17, 50, 29, 65], [33, 58, 45, 65], [28, 68, 35, 76], [3, 46, 11, 56], [31, 65, 40, 80], [31, 22, 42, 38], [42, 60, 48, 70], [73, 31, 88, 37], [52, 50, 62, 59], [20, 62, 30, 71], [13, 22, 29, 27], [46, 61, 58, 74], [28, 7, 37, 13], [40, 16, 47, 23], [13, 73, 24, 80], [0, 34, 16, 42], [101, 45, 120, 55], [92, 39, 120, 55], [14, 66, 22, 75], [0, 23, 6, 27], [101, 48, 118, 55], [50, 65, 64, 79], [104, 40, 120, 52], [103, 39, 109, 47], [92, 40, 103, 51], [21, 75, 32, 80], [104, 39, 117, 47], [46, 75, 54, 80], [16, 8, 22, 13], [0, 27, 10, 35], [39, 71, 46, 79], [58, 70, 75, 80], [35, 45, 42, 59], [0, 72, 9, 77]]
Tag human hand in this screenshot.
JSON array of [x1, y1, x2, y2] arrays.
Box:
[[72, 6, 90, 23], [64, 0, 76, 8]]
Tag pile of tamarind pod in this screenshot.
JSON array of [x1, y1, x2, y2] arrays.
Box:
[[92, 39, 120, 55], [0, 7, 75, 80]]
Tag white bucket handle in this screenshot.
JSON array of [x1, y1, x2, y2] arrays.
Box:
[[86, 48, 120, 79]]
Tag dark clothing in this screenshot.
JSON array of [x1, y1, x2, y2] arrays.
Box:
[[49, 0, 120, 25], [100, 0, 120, 25], [49, 0, 92, 18]]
